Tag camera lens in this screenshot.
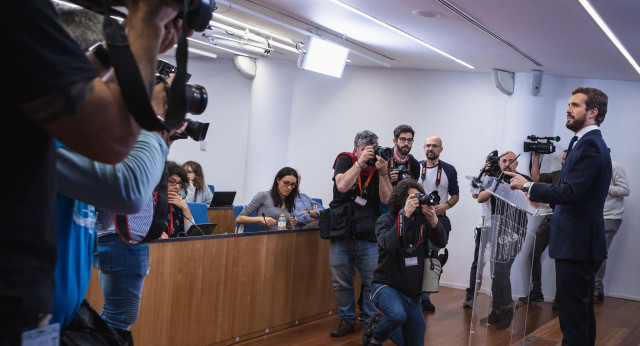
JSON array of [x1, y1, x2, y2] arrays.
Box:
[[185, 84, 208, 115]]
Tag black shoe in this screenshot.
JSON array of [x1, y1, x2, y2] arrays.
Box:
[[331, 321, 354, 337], [552, 298, 559, 310], [358, 311, 365, 322], [596, 291, 605, 302], [487, 310, 500, 325], [463, 298, 474, 308], [496, 308, 514, 330], [518, 291, 544, 304], [361, 312, 383, 345], [422, 298, 435, 312]]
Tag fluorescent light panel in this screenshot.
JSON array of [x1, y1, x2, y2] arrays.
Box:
[[298, 36, 349, 78], [578, 0, 640, 75], [328, 0, 474, 69]]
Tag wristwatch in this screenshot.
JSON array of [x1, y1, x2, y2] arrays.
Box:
[[523, 182, 533, 193]]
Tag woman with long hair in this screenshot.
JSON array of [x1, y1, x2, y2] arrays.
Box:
[[236, 167, 299, 231], [181, 160, 213, 205]]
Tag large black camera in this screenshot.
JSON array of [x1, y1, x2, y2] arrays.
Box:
[[416, 191, 440, 206], [394, 166, 412, 181], [366, 146, 393, 166], [523, 135, 560, 154], [483, 150, 502, 178], [169, 118, 209, 141], [156, 60, 208, 115], [66, 0, 215, 32]]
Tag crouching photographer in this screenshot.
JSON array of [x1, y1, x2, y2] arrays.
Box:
[[362, 179, 448, 346]]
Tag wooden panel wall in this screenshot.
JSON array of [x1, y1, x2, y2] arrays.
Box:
[[207, 207, 235, 234], [85, 231, 340, 345]]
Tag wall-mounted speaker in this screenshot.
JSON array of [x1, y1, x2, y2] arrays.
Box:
[[530, 70, 543, 96], [233, 55, 256, 80], [492, 69, 515, 96]]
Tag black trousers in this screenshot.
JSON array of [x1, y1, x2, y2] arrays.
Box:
[[555, 259, 601, 346]]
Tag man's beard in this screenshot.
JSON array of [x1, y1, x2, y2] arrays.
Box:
[[566, 113, 586, 132], [396, 144, 410, 156], [426, 152, 439, 160]]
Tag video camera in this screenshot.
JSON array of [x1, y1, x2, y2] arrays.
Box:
[[523, 135, 560, 154], [415, 191, 440, 206], [157, 60, 209, 141], [366, 146, 393, 166]]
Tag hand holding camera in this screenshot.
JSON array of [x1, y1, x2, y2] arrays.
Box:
[[403, 194, 420, 217]]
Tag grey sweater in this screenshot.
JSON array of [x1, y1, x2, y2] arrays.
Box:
[[239, 191, 293, 231]]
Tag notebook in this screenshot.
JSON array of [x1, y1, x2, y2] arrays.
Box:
[[186, 222, 217, 236], [210, 191, 236, 207]]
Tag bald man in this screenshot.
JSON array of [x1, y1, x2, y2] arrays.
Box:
[[417, 136, 459, 312], [476, 151, 532, 329]]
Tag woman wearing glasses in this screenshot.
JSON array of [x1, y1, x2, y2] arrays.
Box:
[[165, 162, 195, 238], [236, 167, 299, 231]]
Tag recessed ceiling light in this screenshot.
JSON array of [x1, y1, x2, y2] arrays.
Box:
[[412, 10, 442, 18]]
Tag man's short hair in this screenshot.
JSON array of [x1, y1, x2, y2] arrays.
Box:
[[393, 124, 414, 139], [354, 130, 378, 148], [572, 87, 608, 126]]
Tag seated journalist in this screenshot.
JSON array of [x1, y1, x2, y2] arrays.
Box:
[[291, 173, 324, 229], [362, 179, 448, 346], [236, 167, 299, 231]]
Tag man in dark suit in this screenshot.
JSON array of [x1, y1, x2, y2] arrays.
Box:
[[506, 87, 611, 345]]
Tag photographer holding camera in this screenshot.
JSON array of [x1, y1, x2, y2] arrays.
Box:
[[417, 135, 459, 312], [325, 130, 392, 338], [387, 125, 420, 186], [476, 151, 532, 330], [1, 0, 185, 341], [361, 179, 447, 346]]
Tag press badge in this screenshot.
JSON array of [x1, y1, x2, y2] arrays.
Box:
[[354, 196, 367, 206], [405, 257, 418, 267]]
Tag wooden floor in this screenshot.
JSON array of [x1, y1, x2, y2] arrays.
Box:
[[235, 287, 640, 346]]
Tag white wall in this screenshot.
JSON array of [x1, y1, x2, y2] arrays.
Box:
[[167, 57, 640, 301]]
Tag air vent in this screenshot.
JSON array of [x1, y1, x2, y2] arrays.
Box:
[[436, 0, 542, 67]]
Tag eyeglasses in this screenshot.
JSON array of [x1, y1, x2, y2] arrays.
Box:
[[168, 179, 182, 186], [281, 181, 297, 188], [398, 137, 414, 143], [424, 144, 440, 148]]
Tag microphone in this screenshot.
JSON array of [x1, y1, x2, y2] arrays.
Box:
[[184, 215, 205, 236], [262, 213, 267, 224]]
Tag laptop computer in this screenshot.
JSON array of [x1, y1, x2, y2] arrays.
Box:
[[186, 222, 217, 236], [210, 191, 236, 207]]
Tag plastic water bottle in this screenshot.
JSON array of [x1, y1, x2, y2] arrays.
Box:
[[278, 214, 287, 230]]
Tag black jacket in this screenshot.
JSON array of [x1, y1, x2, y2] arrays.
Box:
[[373, 211, 448, 298]]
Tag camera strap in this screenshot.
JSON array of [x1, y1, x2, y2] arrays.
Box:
[[114, 163, 171, 244], [421, 161, 442, 187], [98, 0, 190, 131]]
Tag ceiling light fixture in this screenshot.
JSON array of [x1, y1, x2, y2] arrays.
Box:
[[298, 35, 349, 78], [578, 0, 640, 75], [209, 21, 299, 54], [213, 13, 296, 45], [203, 26, 272, 56], [328, 0, 474, 69], [215, 0, 390, 68]]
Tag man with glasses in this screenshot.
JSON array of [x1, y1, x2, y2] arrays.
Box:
[[388, 125, 421, 186], [418, 136, 459, 312]]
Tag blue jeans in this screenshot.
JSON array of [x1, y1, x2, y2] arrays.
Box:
[[371, 283, 425, 346], [94, 234, 149, 330], [330, 238, 378, 324]]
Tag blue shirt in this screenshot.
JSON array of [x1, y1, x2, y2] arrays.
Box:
[[292, 193, 325, 226]]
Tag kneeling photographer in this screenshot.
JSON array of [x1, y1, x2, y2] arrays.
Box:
[[362, 179, 448, 346]]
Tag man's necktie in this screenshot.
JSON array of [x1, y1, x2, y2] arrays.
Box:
[[567, 135, 578, 155]]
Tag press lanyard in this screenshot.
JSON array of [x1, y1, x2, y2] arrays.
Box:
[[358, 173, 373, 196]]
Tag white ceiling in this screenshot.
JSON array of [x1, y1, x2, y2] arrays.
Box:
[[185, 0, 640, 81]]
